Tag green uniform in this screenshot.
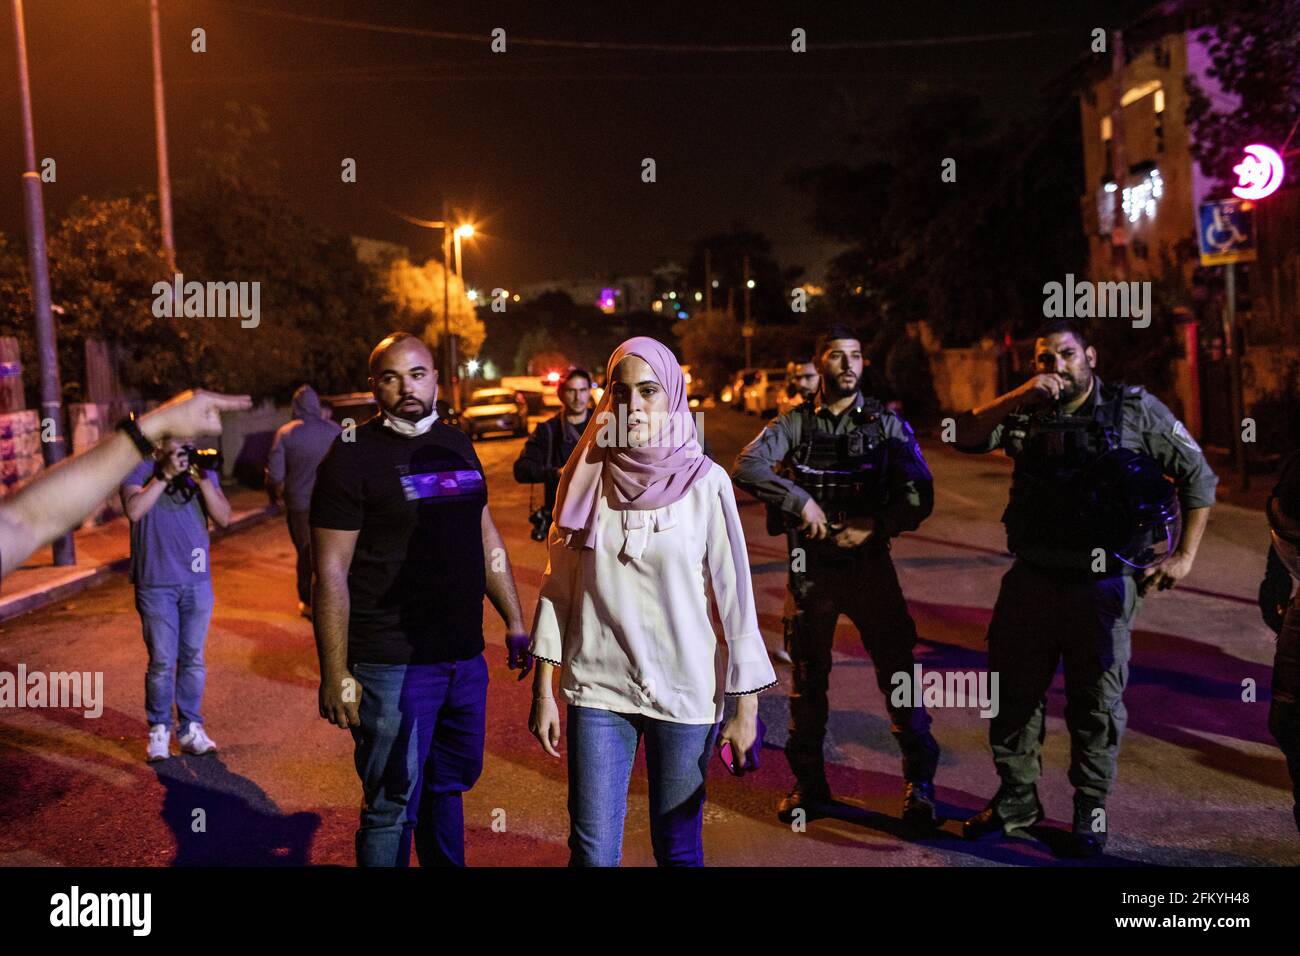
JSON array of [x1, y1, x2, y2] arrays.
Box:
[[732, 392, 940, 785], [961, 377, 1217, 808]]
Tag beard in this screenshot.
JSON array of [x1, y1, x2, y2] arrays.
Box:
[[823, 369, 859, 399], [390, 395, 432, 421], [1058, 368, 1093, 404]]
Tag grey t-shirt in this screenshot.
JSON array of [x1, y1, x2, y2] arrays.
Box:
[[123, 459, 213, 586]]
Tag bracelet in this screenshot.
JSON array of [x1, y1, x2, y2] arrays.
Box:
[[116, 412, 156, 458]]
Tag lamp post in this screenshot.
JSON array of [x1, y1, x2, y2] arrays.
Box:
[[388, 206, 476, 408], [10, 0, 73, 565]]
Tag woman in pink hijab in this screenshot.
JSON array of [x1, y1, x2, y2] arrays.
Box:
[[527, 336, 776, 866]]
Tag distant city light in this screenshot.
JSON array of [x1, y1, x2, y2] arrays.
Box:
[[466, 289, 479, 301], [513, 294, 521, 302], [467, 359, 480, 374], [711, 280, 719, 288], [669, 291, 677, 299], [546, 371, 560, 383], [745, 279, 755, 289], [1103, 181, 1118, 193], [694, 291, 702, 301]]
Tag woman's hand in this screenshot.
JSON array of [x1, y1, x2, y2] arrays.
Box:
[[718, 695, 759, 773], [529, 696, 562, 757]]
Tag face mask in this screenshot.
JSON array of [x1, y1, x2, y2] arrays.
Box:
[[381, 406, 438, 437]]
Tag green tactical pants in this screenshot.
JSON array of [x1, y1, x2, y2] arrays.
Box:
[[986, 560, 1141, 806], [783, 545, 940, 785]]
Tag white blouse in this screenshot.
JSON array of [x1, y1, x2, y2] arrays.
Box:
[[529, 461, 777, 724]]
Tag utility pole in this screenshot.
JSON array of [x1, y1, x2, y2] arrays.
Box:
[[11, 0, 74, 565], [742, 254, 753, 369], [150, 0, 175, 269], [441, 198, 458, 409], [704, 249, 712, 312], [1109, 28, 1129, 280], [1225, 262, 1247, 489]]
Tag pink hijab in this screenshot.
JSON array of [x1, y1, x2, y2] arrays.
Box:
[[552, 337, 711, 550]]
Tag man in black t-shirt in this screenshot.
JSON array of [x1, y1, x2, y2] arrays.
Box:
[[310, 332, 534, 867]]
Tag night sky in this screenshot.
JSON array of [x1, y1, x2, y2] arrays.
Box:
[[2, 0, 1153, 290]]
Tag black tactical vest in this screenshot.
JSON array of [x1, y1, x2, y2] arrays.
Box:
[[787, 397, 889, 520], [1002, 381, 1129, 557]]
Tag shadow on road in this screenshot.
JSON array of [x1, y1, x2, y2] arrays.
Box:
[[153, 754, 319, 865]]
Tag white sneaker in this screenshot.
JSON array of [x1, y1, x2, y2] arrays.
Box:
[[178, 722, 218, 756], [146, 723, 171, 762]]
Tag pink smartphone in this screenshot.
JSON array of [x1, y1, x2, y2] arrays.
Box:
[[717, 715, 765, 776]]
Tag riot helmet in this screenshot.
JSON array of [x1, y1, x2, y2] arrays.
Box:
[[1078, 447, 1182, 570]]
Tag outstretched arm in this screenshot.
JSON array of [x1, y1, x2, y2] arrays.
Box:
[[0, 389, 251, 578]]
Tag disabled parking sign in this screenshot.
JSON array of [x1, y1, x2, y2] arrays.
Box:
[[1197, 199, 1256, 266]]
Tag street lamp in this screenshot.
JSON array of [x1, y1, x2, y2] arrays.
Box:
[[386, 205, 477, 407]]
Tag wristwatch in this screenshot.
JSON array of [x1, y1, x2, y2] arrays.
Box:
[[116, 412, 156, 459]]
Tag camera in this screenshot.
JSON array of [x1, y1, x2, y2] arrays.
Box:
[[182, 445, 223, 473], [528, 506, 553, 542]]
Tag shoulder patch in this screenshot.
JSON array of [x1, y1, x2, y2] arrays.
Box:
[[1171, 419, 1202, 453]]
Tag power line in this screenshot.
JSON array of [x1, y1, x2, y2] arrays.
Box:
[[198, 1, 1070, 53]]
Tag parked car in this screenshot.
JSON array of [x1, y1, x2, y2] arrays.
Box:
[[743, 368, 788, 416], [720, 368, 757, 408], [681, 364, 708, 409], [460, 387, 529, 440]]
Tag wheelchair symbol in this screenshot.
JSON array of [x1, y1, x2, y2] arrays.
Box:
[[1203, 205, 1247, 253]]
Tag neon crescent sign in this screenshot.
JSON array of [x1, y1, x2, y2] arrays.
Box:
[[1232, 144, 1285, 200]]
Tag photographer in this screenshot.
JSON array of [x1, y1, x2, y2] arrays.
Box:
[[0, 389, 250, 581], [121, 437, 232, 763], [513, 367, 592, 541]]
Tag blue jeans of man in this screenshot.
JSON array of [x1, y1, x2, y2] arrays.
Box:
[[566, 704, 719, 867], [350, 656, 488, 867], [135, 580, 215, 728]]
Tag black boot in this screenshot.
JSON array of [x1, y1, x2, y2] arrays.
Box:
[[962, 785, 1044, 840], [777, 777, 832, 823], [1061, 794, 1108, 858], [902, 781, 939, 829]]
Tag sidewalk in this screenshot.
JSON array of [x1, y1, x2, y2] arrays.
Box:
[[0, 484, 276, 623]]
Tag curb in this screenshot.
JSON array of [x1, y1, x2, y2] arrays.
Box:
[[0, 505, 279, 624]]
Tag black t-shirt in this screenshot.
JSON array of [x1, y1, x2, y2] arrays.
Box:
[[309, 416, 488, 665]]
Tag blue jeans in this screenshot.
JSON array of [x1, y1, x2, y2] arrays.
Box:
[[136, 580, 215, 728], [566, 705, 719, 867], [350, 656, 488, 867]]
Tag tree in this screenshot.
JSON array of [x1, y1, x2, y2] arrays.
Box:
[[791, 91, 1087, 347], [384, 257, 484, 358], [674, 308, 739, 397], [685, 223, 801, 325], [1186, 0, 1300, 188]]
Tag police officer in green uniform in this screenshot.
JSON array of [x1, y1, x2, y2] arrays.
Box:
[[733, 325, 941, 827], [1260, 451, 1300, 835], [955, 319, 1216, 856]]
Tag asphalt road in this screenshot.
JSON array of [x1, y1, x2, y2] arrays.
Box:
[[0, 404, 1294, 866]]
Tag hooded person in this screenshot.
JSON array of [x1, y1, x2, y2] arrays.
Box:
[[266, 384, 343, 617], [526, 336, 777, 866]]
